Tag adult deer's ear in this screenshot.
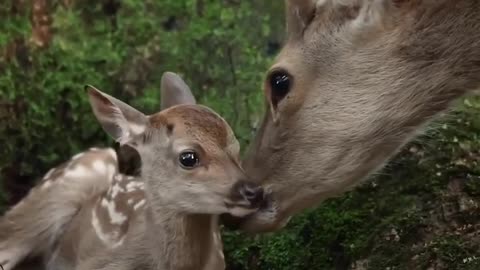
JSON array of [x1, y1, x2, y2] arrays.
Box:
[[351, 0, 410, 33], [285, 0, 316, 40], [160, 72, 196, 110], [86, 85, 148, 146]]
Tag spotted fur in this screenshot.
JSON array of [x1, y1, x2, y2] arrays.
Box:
[[0, 147, 118, 270], [91, 174, 145, 247]]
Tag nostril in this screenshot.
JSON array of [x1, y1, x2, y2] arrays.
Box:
[[243, 188, 255, 199], [240, 183, 264, 206]]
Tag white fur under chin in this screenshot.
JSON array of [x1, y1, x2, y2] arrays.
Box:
[[228, 207, 257, 217]]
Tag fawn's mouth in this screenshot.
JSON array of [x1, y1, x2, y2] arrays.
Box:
[[224, 201, 259, 217], [221, 191, 276, 227]]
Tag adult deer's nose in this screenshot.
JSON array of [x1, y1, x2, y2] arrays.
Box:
[[236, 181, 264, 207]]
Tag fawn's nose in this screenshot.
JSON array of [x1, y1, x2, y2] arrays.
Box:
[[235, 181, 264, 207]]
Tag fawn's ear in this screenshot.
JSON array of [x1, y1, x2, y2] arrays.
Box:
[[285, 0, 316, 40], [160, 72, 196, 110], [86, 85, 148, 146]]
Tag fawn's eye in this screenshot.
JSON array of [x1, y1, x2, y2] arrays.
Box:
[[269, 70, 291, 107], [179, 151, 200, 169]]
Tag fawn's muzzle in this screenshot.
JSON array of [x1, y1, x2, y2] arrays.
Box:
[[231, 180, 264, 208]]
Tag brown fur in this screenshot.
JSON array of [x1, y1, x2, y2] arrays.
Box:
[[225, 0, 480, 233], [0, 148, 118, 270], [76, 87, 262, 270], [149, 105, 231, 149]]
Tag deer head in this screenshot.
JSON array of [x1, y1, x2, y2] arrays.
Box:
[[86, 72, 264, 217], [226, 0, 480, 232]]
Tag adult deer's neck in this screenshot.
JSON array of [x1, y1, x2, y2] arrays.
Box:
[[400, 1, 480, 95], [144, 202, 219, 270]]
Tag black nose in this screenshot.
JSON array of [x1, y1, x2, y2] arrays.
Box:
[[238, 181, 264, 207]]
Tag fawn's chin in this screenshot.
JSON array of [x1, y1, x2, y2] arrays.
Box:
[[225, 203, 258, 217], [221, 195, 285, 233]]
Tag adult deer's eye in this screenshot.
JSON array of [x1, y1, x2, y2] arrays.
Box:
[[179, 151, 200, 169], [269, 70, 291, 107]]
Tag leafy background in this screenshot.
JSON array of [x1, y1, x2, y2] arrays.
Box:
[[0, 1, 478, 269]]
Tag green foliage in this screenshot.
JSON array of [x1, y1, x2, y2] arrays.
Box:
[[0, 0, 280, 183], [1, 1, 479, 270]]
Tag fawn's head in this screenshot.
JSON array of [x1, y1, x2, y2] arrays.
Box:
[[86, 72, 264, 217]]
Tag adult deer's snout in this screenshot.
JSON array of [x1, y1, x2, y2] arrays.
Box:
[[231, 180, 264, 208]]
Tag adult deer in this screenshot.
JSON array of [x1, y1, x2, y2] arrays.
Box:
[[0, 72, 264, 270], [224, 0, 480, 233]]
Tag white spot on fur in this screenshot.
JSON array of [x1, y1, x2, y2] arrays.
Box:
[[43, 168, 55, 180], [106, 164, 116, 181], [127, 199, 134, 205], [126, 181, 144, 192], [110, 183, 125, 198], [228, 206, 257, 218], [133, 199, 146, 210], [91, 211, 104, 240], [133, 199, 145, 211], [101, 198, 109, 207], [107, 148, 117, 162], [129, 122, 146, 135], [92, 160, 107, 175], [91, 209, 125, 248], [63, 165, 95, 180], [101, 198, 127, 225]]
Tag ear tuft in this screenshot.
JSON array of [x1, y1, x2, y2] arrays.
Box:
[[161, 72, 196, 110], [84, 84, 93, 92], [285, 0, 317, 40], [86, 85, 147, 146], [350, 0, 405, 32]]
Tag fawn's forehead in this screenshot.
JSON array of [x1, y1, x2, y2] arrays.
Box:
[[149, 105, 237, 149]]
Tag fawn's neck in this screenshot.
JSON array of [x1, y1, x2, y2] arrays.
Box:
[[144, 206, 223, 270]]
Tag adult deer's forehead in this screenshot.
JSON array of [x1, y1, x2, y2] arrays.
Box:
[[149, 105, 237, 149]]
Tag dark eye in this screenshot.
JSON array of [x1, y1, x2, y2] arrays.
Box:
[[269, 71, 291, 107], [179, 151, 200, 169]]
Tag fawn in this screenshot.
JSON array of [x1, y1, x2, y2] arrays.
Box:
[[224, 0, 480, 233], [0, 72, 264, 270]]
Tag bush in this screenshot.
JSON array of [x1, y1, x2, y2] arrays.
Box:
[[0, 0, 281, 201]]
